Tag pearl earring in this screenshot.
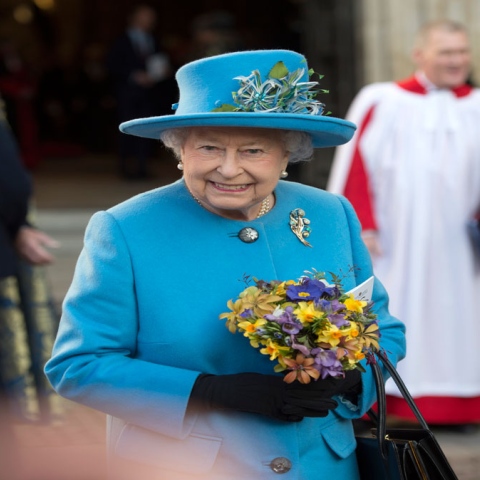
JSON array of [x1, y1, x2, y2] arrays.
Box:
[[177, 161, 184, 170], [280, 170, 288, 178]]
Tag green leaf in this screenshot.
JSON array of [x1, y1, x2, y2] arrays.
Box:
[[269, 61, 289, 79], [212, 103, 237, 112], [355, 364, 366, 373]]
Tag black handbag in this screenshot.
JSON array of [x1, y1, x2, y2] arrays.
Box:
[[355, 350, 458, 480]]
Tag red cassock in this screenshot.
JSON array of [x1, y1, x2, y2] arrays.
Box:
[[328, 75, 480, 424]]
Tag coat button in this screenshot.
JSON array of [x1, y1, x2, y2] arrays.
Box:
[[238, 227, 259, 243], [270, 457, 292, 474]]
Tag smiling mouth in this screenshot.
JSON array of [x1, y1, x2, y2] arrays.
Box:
[[212, 182, 250, 191]]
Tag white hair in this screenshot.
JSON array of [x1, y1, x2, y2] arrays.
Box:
[[159, 128, 313, 163], [414, 19, 468, 49]]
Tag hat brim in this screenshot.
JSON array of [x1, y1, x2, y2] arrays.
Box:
[[119, 113, 356, 148]]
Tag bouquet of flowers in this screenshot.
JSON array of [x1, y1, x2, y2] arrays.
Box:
[[220, 270, 380, 384]]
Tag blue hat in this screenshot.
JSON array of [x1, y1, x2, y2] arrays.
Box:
[[120, 49, 356, 148]]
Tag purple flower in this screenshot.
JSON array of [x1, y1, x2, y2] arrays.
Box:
[[291, 338, 311, 356], [265, 306, 294, 323], [311, 348, 344, 379], [316, 299, 345, 313], [265, 306, 303, 335], [286, 278, 326, 302], [240, 309, 254, 318], [315, 299, 349, 327], [328, 313, 350, 328], [281, 321, 303, 335]]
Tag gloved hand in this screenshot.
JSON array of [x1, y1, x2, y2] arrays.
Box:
[[189, 372, 338, 422], [283, 369, 362, 416]]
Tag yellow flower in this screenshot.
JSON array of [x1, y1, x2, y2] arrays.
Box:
[[237, 318, 266, 337], [260, 339, 290, 361], [274, 280, 296, 296], [358, 322, 380, 351], [344, 294, 367, 313], [345, 321, 360, 338], [240, 286, 283, 317], [294, 301, 319, 324], [236, 316, 267, 348], [354, 351, 365, 361], [316, 324, 343, 347], [219, 298, 245, 333]]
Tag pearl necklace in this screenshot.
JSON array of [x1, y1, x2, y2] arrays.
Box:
[[256, 196, 271, 218]]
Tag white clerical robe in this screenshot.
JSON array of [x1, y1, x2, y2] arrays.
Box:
[[328, 75, 480, 423]]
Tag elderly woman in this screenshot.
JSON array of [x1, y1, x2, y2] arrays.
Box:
[[45, 50, 406, 479]]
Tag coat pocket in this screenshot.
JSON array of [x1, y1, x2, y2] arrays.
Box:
[[321, 419, 357, 459], [115, 423, 223, 474]]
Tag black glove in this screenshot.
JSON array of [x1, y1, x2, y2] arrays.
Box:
[[283, 369, 362, 416], [189, 373, 337, 422]]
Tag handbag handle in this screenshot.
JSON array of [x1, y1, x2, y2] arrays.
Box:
[[367, 350, 430, 460]]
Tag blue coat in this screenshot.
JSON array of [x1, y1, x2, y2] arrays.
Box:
[[45, 179, 406, 479]]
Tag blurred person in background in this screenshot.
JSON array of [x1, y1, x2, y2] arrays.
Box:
[[0, 94, 62, 426], [0, 38, 41, 170], [328, 19, 480, 427], [106, 3, 172, 180]]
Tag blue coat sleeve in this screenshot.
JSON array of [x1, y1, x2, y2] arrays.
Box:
[[44, 211, 200, 439], [333, 195, 406, 419]]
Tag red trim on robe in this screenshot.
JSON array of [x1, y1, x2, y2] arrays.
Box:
[[396, 76, 473, 98], [342, 106, 377, 230]]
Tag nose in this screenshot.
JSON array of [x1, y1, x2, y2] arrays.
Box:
[[216, 150, 243, 178]]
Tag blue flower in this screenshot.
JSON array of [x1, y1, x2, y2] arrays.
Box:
[[286, 278, 326, 302]]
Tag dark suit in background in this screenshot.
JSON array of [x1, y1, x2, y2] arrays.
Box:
[[106, 5, 172, 179], [0, 108, 31, 278]]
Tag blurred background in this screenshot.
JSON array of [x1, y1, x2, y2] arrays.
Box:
[[1, 0, 480, 479]]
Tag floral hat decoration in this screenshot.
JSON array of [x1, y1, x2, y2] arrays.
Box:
[[120, 49, 356, 148]]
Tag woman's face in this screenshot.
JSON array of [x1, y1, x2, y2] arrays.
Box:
[[181, 127, 289, 221]]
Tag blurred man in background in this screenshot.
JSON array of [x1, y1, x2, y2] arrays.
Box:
[[328, 19, 480, 427], [107, 4, 172, 179]]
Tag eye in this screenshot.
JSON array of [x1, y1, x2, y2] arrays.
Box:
[[243, 148, 263, 155], [199, 145, 219, 153]]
